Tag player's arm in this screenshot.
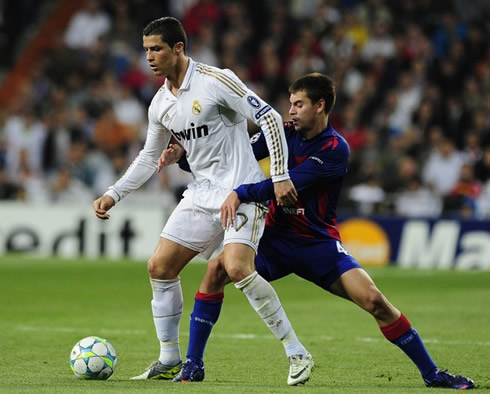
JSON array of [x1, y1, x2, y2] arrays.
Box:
[[162, 131, 268, 174], [212, 69, 296, 205], [94, 100, 171, 218], [248, 130, 274, 161], [236, 141, 349, 202]]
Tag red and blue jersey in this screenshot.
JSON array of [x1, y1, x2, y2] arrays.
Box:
[[234, 122, 349, 241]]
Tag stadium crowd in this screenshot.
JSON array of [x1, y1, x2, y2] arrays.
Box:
[[0, 0, 489, 218]]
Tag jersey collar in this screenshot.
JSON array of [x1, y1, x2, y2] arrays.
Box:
[[164, 57, 196, 93], [301, 123, 334, 142]]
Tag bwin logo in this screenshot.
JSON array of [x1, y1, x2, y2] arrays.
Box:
[[172, 123, 209, 141]]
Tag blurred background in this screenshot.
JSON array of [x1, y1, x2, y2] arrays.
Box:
[[0, 0, 489, 266]]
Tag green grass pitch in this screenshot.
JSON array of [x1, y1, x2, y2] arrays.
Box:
[[0, 257, 489, 393]]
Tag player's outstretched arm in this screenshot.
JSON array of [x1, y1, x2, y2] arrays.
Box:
[[93, 195, 116, 220]]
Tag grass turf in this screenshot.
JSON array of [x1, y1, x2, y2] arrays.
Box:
[[0, 257, 489, 393]]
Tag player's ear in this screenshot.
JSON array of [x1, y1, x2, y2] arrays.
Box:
[[174, 42, 185, 55], [316, 98, 326, 114]]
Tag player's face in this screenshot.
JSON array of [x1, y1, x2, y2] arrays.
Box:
[[143, 35, 178, 77], [289, 91, 317, 133]]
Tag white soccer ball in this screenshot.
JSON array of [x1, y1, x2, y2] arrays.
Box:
[[69, 336, 117, 380]]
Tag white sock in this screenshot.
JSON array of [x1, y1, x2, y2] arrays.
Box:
[[235, 271, 307, 357], [150, 278, 183, 366]]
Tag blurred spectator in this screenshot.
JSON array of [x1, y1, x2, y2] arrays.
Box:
[[42, 108, 72, 176], [477, 181, 490, 219], [182, 0, 220, 38], [348, 173, 386, 215], [461, 130, 482, 164], [394, 175, 442, 218], [432, 11, 467, 58], [322, 23, 355, 63], [474, 145, 490, 184], [16, 150, 49, 202], [387, 71, 423, 135], [342, 8, 369, 50], [335, 105, 367, 153], [444, 162, 482, 216], [64, 0, 111, 51], [0, 165, 20, 200], [112, 85, 146, 133], [48, 167, 94, 204], [361, 21, 395, 61], [422, 136, 464, 196], [2, 105, 47, 181], [92, 148, 128, 196], [93, 106, 134, 155], [187, 24, 218, 66], [0, 0, 487, 222]]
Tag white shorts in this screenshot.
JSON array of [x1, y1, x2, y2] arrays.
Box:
[[161, 195, 267, 259]]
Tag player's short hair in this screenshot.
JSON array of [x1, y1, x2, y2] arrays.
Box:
[[289, 73, 336, 115], [143, 17, 187, 53]]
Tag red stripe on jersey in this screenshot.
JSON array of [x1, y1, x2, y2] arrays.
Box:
[[321, 135, 338, 151], [265, 201, 277, 227], [289, 201, 315, 238], [326, 217, 341, 240], [317, 184, 341, 240], [295, 155, 308, 165]]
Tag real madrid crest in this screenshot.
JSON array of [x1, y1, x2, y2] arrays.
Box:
[[192, 100, 202, 115]]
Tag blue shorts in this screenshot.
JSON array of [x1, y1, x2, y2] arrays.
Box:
[[255, 229, 362, 291]]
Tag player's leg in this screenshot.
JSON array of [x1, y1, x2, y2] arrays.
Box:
[[329, 267, 400, 325], [133, 197, 219, 380], [174, 255, 231, 382], [330, 267, 474, 389], [224, 241, 313, 385], [131, 237, 199, 380]]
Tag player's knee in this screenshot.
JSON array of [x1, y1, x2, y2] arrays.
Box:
[[207, 258, 224, 277], [225, 263, 253, 283], [147, 255, 177, 280]]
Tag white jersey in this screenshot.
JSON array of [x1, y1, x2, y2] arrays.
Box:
[[105, 58, 289, 208]]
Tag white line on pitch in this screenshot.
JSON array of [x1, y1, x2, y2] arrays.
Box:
[[15, 325, 489, 346]]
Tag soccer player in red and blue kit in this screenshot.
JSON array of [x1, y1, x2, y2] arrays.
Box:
[[164, 73, 474, 389]]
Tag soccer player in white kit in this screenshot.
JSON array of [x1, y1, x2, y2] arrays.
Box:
[[92, 17, 314, 385]]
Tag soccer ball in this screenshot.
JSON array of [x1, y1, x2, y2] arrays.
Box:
[[69, 336, 117, 380]]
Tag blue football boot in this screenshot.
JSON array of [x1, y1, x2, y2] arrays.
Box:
[[173, 359, 205, 382], [424, 369, 475, 390]]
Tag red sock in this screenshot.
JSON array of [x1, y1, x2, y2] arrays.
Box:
[[195, 290, 224, 302], [380, 314, 411, 341]]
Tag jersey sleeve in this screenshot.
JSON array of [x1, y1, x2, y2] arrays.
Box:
[[206, 66, 289, 183], [249, 131, 269, 161], [105, 99, 171, 203], [235, 138, 349, 202]]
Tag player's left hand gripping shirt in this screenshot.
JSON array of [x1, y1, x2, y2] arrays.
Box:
[[105, 59, 289, 208]]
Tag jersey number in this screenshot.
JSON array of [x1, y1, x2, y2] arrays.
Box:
[[336, 241, 350, 256]]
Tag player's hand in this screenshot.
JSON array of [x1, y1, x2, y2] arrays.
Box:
[[93, 195, 116, 220], [157, 144, 185, 172], [274, 179, 297, 206], [220, 191, 241, 230]]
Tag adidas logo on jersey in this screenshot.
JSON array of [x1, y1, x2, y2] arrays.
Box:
[[172, 123, 209, 141]]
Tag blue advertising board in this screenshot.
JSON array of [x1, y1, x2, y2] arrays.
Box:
[[338, 217, 490, 270]]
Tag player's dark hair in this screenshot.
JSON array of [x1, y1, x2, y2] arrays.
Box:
[[143, 17, 187, 53], [289, 73, 336, 115]]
